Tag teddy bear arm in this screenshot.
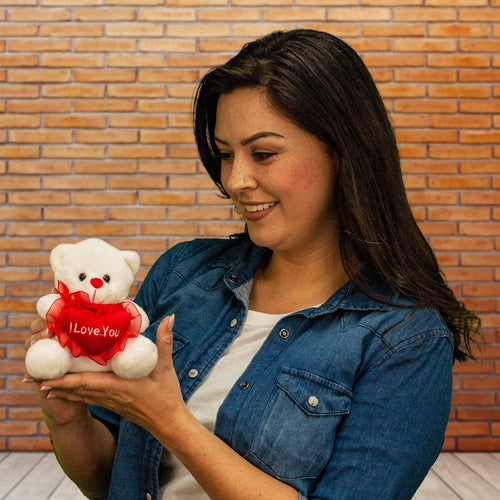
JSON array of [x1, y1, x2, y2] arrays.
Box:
[[126, 301, 150, 332], [36, 294, 60, 319]]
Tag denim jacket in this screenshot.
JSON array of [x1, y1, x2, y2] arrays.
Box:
[[90, 237, 454, 500]]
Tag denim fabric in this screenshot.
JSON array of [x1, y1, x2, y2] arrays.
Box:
[[90, 237, 454, 500]]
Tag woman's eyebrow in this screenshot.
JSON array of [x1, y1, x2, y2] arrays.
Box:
[[214, 131, 285, 146]]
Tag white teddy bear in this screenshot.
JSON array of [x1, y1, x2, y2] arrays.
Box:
[[25, 238, 158, 380]]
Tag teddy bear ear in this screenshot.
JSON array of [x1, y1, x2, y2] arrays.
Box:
[[49, 243, 75, 274], [121, 251, 140, 275]]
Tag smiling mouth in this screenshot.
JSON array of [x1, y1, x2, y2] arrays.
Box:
[[243, 202, 276, 213]]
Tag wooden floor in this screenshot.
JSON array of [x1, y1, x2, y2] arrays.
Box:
[[0, 452, 498, 499]]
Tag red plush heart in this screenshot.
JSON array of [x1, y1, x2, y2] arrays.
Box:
[[46, 281, 142, 365]]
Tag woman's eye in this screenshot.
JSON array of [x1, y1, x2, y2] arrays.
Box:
[[219, 152, 233, 162], [253, 152, 276, 161]]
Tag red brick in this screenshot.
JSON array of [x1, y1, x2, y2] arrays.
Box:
[[10, 100, 71, 114], [0, 25, 38, 37], [460, 224, 500, 237], [74, 192, 137, 205], [108, 54, 165, 67], [8, 438, 52, 452], [75, 223, 138, 236], [452, 393, 495, 406], [430, 145, 492, 159], [393, 7, 456, 22], [75, 130, 138, 143], [74, 69, 137, 83], [109, 145, 166, 159], [8, 69, 71, 82], [428, 207, 490, 221], [44, 115, 106, 128], [430, 54, 490, 68], [74, 160, 137, 174], [138, 69, 197, 83], [457, 438, 500, 451], [42, 84, 105, 98], [74, 39, 136, 53], [40, 24, 104, 38], [42, 145, 106, 159], [108, 207, 166, 221], [459, 8, 500, 22], [446, 422, 490, 437], [140, 39, 196, 53], [434, 234, 494, 250], [8, 8, 70, 22], [44, 207, 106, 221], [428, 175, 490, 189], [428, 23, 490, 38]]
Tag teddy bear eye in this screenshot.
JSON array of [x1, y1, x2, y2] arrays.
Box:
[[103, 274, 110, 283], [79, 273, 87, 281]]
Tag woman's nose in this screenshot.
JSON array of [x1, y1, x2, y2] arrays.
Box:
[[224, 157, 256, 193]]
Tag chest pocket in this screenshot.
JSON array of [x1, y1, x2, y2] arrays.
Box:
[[247, 367, 352, 480]]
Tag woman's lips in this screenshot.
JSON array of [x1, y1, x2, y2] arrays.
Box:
[[241, 202, 276, 221]]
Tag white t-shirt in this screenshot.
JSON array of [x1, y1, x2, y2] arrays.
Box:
[[159, 309, 288, 499]]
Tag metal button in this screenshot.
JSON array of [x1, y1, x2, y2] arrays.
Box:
[[308, 395, 319, 407], [230, 318, 238, 328], [228, 274, 238, 283], [188, 368, 199, 379], [239, 381, 249, 390], [279, 328, 289, 339]]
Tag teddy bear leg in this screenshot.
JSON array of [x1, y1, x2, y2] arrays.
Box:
[[109, 336, 158, 379], [25, 338, 72, 380]]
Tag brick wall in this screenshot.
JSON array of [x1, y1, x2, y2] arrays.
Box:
[[0, 1, 498, 452]]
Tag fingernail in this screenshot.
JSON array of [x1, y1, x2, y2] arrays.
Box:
[[168, 314, 175, 328], [40, 386, 52, 391], [22, 376, 34, 383], [46, 392, 57, 399]]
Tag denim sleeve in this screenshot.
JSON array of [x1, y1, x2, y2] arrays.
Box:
[[307, 333, 454, 500]]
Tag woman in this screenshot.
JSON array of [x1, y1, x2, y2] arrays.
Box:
[[25, 29, 481, 500]]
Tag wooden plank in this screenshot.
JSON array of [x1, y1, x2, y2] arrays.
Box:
[[50, 476, 87, 500], [0, 452, 45, 498], [455, 453, 500, 492], [432, 453, 500, 500], [4, 453, 67, 500], [413, 469, 460, 499]]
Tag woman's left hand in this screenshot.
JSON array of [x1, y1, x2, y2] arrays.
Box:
[[40, 315, 189, 439]]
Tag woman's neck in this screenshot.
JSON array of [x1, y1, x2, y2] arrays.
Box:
[[249, 243, 350, 314]]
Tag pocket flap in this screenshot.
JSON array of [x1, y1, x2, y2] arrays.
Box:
[[277, 367, 352, 416]]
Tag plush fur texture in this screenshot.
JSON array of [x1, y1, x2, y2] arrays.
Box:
[[25, 238, 158, 380]]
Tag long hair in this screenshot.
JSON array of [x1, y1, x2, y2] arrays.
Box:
[[193, 29, 481, 361]]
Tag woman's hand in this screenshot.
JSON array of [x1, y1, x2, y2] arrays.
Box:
[[24, 318, 88, 428], [33, 315, 189, 441]]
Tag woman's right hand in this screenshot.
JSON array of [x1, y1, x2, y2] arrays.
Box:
[[24, 318, 89, 428]]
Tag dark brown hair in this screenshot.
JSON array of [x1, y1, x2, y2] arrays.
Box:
[[193, 29, 481, 361]]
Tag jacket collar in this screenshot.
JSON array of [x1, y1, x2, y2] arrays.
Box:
[[211, 237, 413, 315]]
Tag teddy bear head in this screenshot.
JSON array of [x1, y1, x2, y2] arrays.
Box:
[[49, 238, 140, 304]]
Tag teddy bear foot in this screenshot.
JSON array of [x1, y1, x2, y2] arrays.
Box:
[[109, 336, 158, 379], [25, 338, 72, 380]]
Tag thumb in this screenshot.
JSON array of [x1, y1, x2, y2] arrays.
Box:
[[154, 314, 175, 372]]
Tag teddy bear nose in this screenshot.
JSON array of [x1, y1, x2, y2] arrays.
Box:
[[90, 278, 103, 289]]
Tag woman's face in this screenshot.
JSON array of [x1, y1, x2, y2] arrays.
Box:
[[215, 87, 338, 257]]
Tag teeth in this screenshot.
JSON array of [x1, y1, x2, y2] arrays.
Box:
[[245, 202, 275, 213]]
